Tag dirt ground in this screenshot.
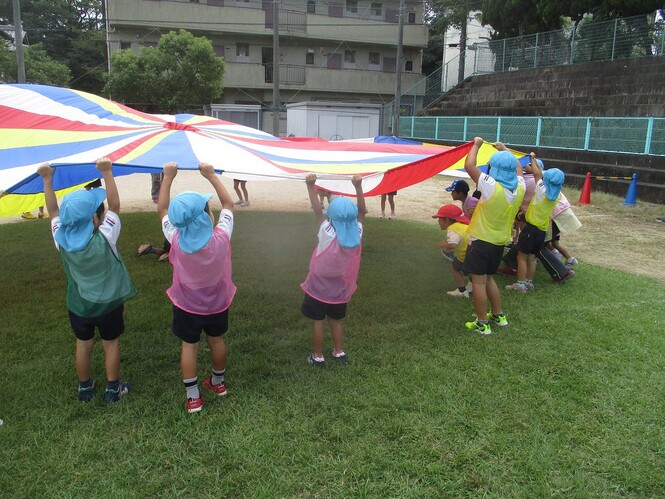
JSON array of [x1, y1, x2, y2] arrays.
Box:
[[5, 171, 665, 284]]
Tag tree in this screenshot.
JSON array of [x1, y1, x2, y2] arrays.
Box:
[[103, 30, 225, 113], [0, 41, 70, 85]]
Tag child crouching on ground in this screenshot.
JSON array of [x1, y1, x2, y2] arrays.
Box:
[[301, 174, 366, 367], [432, 204, 472, 298], [38, 158, 137, 402], [158, 162, 236, 414]]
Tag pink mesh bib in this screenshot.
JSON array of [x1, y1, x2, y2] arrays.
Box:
[[301, 239, 362, 304], [167, 228, 236, 314]]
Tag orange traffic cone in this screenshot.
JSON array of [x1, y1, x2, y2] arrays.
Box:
[[578, 172, 592, 205]]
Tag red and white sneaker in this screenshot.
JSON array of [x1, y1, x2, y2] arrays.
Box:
[[186, 397, 204, 414], [203, 377, 228, 396]]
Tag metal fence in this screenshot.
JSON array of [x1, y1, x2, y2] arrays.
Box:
[[399, 115, 665, 156]]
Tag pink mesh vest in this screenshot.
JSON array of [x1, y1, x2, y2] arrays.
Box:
[[167, 228, 236, 315], [301, 238, 362, 304]]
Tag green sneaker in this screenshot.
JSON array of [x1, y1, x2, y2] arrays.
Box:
[[489, 312, 509, 327], [465, 319, 491, 335]]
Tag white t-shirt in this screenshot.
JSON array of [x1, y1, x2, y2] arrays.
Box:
[[315, 219, 364, 255], [446, 229, 462, 246], [477, 174, 526, 204], [162, 208, 234, 243], [51, 210, 121, 256]]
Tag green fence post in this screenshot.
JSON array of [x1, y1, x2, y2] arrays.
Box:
[[644, 117, 653, 154], [463, 117, 468, 141], [534, 33, 539, 68], [536, 117, 542, 147], [411, 116, 415, 138], [496, 116, 502, 142], [611, 18, 618, 61], [584, 117, 591, 150], [435, 117, 439, 140]]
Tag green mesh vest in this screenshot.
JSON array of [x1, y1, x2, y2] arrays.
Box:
[[59, 231, 138, 317]]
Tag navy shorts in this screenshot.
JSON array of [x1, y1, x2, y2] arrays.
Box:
[[516, 222, 546, 254], [451, 258, 467, 274], [463, 239, 504, 276], [69, 304, 125, 341], [172, 305, 228, 344], [301, 293, 347, 321]]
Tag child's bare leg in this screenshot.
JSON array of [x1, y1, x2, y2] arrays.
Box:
[[181, 341, 200, 379], [380, 194, 387, 214], [240, 183, 249, 202], [328, 318, 344, 354], [517, 251, 529, 281], [486, 276, 503, 315], [470, 274, 488, 321], [233, 180, 243, 201], [388, 194, 395, 213], [451, 267, 466, 288], [75, 338, 94, 381], [101, 338, 120, 381], [552, 240, 571, 259], [206, 335, 227, 372], [526, 254, 537, 281], [311, 320, 325, 357]]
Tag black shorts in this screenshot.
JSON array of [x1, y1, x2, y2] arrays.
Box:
[[463, 239, 504, 276], [172, 305, 229, 344], [451, 258, 467, 274], [516, 222, 546, 254], [301, 293, 347, 321], [69, 304, 125, 341]]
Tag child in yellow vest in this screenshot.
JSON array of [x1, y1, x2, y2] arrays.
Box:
[[463, 138, 525, 335], [506, 153, 565, 292], [432, 204, 472, 298]]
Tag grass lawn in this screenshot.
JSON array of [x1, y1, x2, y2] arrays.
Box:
[[1, 210, 664, 497]]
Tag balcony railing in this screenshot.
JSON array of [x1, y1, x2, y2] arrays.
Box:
[[263, 63, 306, 85]]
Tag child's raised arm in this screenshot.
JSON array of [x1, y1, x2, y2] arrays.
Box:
[[96, 158, 120, 214], [305, 174, 325, 225], [351, 175, 366, 225], [529, 152, 542, 183], [158, 162, 177, 219], [37, 163, 59, 218], [199, 163, 234, 211], [464, 137, 484, 183]]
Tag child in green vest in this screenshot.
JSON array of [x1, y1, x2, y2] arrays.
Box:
[[38, 158, 137, 402]]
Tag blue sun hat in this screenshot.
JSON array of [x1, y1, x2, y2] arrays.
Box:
[[542, 168, 565, 201], [488, 150, 518, 191], [168, 191, 213, 253], [55, 188, 107, 252], [325, 196, 360, 248]]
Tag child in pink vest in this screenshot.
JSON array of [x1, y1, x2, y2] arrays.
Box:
[[158, 162, 236, 414], [301, 174, 366, 367]]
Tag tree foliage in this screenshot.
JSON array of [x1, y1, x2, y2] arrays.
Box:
[[103, 30, 225, 113], [0, 41, 70, 85]]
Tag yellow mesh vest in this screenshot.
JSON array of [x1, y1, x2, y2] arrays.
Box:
[[447, 222, 470, 262], [468, 181, 525, 245], [526, 192, 561, 231]]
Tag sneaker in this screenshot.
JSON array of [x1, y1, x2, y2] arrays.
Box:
[[203, 377, 228, 396], [21, 212, 36, 219], [379, 212, 385, 219], [234, 199, 244, 205], [489, 312, 509, 327], [330, 350, 348, 365], [307, 354, 325, 368], [441, 250, 455, 262], [136, 242, 152, 257], [465, 319, 491, 335], [240, 201, 250, 207], [505, 282, 528, 293], [186, 397, 204, 414], [446, 288, 469, 298], [388, 213, 396, 219], [497, 266, 518, 276], [465, 282, 473, 293], [565, 257, 578, 266], [78, 380, 96, 402], [152, 196, 158, 204], [657, 217, 665, 223], [524, 281, 535, 290], [104, 382, 131, 402], [553, 269, 575, 284], [158, 252, 169, 262]]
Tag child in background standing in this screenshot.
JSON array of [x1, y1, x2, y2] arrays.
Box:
[[432, 204, 472, 298], [38, 158, 136, 402], [380, 191, 397, 219], [233, 179, 250, 207], [159, 162, 236, 414], [301, 174, 366, 367]]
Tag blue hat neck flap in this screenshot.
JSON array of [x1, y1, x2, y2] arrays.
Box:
[[55, 188, 107, 252], [488, 150, 518, 191], [324, 196, 360, 248], [542, 168, 565, 201], [168, 191, 214, 253]]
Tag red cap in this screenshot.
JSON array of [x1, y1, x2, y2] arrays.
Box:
[[432, 204, 469, 224]]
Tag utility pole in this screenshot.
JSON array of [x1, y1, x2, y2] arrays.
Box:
[[392, 0, 405, 137], [272, 0, 280, 136], [12, 0, 26, 83]]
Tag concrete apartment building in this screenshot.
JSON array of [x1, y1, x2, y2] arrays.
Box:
[[106, 0, 428, 134]]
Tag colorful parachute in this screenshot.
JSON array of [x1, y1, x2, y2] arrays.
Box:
[[0, 84, 521, 217]]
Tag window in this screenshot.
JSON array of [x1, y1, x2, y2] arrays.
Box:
[[120, 42, 131, 50], [370, 2, 382, 16], [236, 43, 249, 58], [369, 52, 380, 66], [306, 52, 314, 64], [307, 0, 315, 13], [344, 50, 356, 63], [405, 60, 413, 72], [407, 11, 416, 23], [214, 45, 225, 57], [345, 0, 358, 13], [383, 56, 396, 73]]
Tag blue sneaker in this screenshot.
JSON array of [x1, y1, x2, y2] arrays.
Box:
[[78, 380, 96, 402], [104, 382, 131, 402], [307, 355, 325, 368], [330, 350, 348, 365]]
